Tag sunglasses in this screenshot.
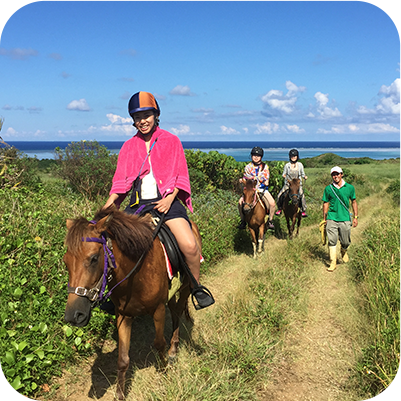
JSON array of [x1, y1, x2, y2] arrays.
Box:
[[331, 172, 341, 176]]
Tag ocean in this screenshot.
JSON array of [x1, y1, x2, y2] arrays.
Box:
[[4, 140, 400, 162]]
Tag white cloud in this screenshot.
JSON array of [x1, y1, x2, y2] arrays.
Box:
[[314, 92, 342, 118], [0, 47, 38, 60], [317, 123, 399, 134], [67, 99, 91, 111], [377, 78, 400, 115], [220, 126, 240, 135], [88, 113, 135, 136], [170, 124, 191, 135], [261, 80, 305, 114], [286, 124, 305, 133], [254, 122, 280, 134], [170, 85, 193, 96]]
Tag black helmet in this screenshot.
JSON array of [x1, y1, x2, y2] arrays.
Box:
[[251, 146, 264, 157], [289, 149, 299, 160]]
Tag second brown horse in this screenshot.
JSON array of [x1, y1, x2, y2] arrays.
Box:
[[242, 179, 269, 258]]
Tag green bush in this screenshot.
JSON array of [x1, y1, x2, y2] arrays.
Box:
[[185, 150, 244, 192], [0, 143, 41, 190], [55, 140, 118, 200], [0, 184, 114, 397]]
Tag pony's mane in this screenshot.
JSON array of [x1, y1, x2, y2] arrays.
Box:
[[66, 208, 154, 260]]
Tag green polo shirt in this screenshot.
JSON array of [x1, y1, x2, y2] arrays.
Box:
[[322, 182, 356, 222]]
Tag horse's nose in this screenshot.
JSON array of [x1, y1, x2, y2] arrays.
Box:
[[73, 310, 89, 326]]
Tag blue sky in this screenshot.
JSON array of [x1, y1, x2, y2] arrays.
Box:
[[0, 1, 400, 143]]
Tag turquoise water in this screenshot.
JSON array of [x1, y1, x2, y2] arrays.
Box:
[[6, 140, 400, 161]]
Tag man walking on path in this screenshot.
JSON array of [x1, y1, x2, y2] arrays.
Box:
[[322, 166, 358, 272]]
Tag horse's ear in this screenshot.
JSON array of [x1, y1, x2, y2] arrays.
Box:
[[95, 214, 113, 232], [66, 219, 74, 230]]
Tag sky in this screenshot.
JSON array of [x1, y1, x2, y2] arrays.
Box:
[[0, 1, 400, 143]]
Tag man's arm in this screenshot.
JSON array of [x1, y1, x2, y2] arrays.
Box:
[[351, 199, 358, 227], [323, 202, 329, 224]]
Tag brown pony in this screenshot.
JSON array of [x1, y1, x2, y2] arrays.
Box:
[[63, 208, 201, 400], [242, 179, 269, 258], [283, 178, 302, 239]]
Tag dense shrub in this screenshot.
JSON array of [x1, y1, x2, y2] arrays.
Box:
[[0, 184, 114, 397], [0, 143, 41, 189], [55, 140, 118, 200], [185, 149, 244, 192]]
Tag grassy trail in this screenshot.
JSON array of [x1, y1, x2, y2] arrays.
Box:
[[258, 194, 384, 401], [49, 195, 382, 401]]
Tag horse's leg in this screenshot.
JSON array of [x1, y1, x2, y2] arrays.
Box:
[[286, 217, 292, 239], [116, 314, 133, 400], [248, 227, 257, 258], [258, 220, 265, 255], [152, 302, 167, 364], [167, 287, 190, 363], [296, 212, 301, 237]]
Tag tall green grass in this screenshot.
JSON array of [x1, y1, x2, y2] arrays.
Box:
[[350, 212, 400, 397]]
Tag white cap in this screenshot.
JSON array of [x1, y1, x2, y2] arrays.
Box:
[[330, 166, 343, 174]]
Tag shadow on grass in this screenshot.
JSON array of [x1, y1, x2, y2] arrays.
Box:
[[86, 308, 195, 399]]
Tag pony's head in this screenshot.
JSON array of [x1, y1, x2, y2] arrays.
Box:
[[288, 178, 301, 205], [242, 179, 257, 213], [63, 215, 111, 326]]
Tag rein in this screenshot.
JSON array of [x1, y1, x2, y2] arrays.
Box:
[[67, 215, 165, 307]]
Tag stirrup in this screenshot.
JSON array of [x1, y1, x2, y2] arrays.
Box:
[[191, 285, 215, 310]]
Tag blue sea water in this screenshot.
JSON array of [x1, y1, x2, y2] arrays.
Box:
[[4, 140, 400, 161]]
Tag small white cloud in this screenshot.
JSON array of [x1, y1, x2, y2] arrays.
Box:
[[286, 124, 305, 133], [67, 99, 91, 111], [220, 126, 240, 135], [170, 85, 193, 96], [89, 113, 134, 136], [170, 124, 191, 135], [314, 92, 342, 118], [261, 81, 305, 114], [254, 122, 280, 134], [0, 47, 38, 60]]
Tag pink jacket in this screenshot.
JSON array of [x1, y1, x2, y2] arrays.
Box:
[[110, 127, 193, 212]]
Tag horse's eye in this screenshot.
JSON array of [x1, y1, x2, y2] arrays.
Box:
[[90, 253, 99, 265]]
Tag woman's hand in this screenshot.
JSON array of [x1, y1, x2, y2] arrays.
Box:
[[153, 189, 179, 214]]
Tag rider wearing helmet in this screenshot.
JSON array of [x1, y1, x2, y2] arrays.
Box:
[[103, 91, 214, 309], [275, 149, 308, 217], [238, 147, 276, 230]]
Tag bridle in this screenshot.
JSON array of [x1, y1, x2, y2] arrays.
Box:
[[67, 231, 117, 306]]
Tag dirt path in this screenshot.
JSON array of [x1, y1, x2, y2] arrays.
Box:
[[49, 196, 379, 401], [258, 195, 378, 401]]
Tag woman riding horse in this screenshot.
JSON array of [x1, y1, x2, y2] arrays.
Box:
[[103, 91, 214, 309], [276, 149, 308, 217], [238, 146, 276, 230]]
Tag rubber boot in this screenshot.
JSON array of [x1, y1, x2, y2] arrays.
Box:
[[341, 247, 349, 263], [327, 246, 337, 272]]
